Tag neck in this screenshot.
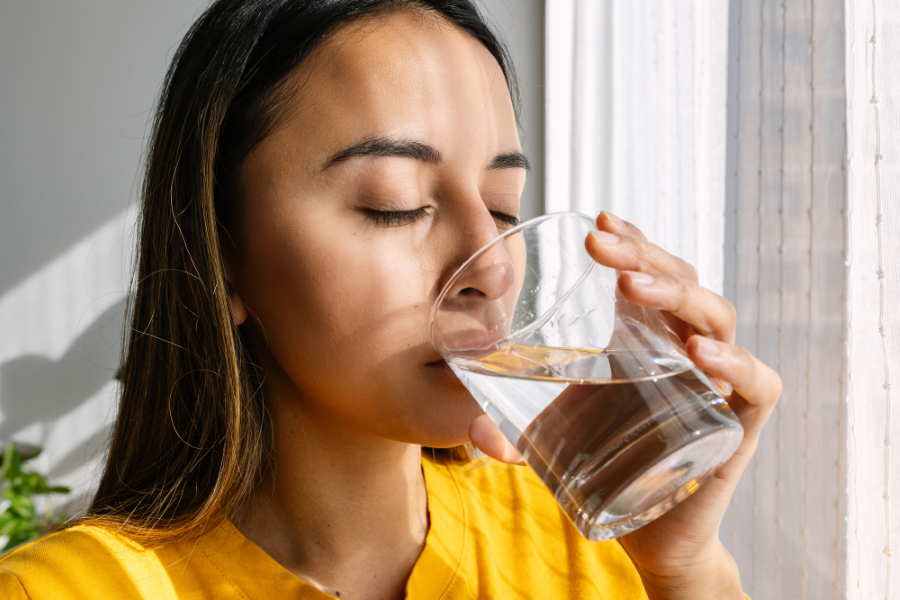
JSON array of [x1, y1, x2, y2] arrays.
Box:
[[235, 378, 429, 600]]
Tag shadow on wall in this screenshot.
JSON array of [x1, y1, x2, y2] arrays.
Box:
[[0, 301, 124, 451]]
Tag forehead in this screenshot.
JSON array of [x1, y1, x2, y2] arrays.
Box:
[[272, 10, 520, 160]]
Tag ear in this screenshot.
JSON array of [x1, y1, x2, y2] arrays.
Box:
[[224, 272, 248, 327]]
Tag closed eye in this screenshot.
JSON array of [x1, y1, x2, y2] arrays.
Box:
[[491, 211, 521, 228], [363, 207, 428, 226], [363, 207, 520, 228]]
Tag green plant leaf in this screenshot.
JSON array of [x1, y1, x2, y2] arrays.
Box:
[[0, 443, 69, 554]]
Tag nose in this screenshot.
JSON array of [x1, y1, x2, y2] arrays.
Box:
[[441, 205, 517, 303], [432, 207, 523, 354], [444, 241, 516, 303]]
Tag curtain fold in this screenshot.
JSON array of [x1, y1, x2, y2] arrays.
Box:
[[725, 0, 846, 597], [545, 0, 729, 294], [845, 1, 900, 598]]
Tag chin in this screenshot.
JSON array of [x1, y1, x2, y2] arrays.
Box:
[[398, 390, 485, 449]]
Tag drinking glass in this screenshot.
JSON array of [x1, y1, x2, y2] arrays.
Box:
[[430, 212, 743, 541]]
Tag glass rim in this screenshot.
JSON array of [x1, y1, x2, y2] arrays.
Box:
[[428, 210, 597, 350]]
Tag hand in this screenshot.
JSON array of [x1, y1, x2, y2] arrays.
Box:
[[468, 212, 782, 600]]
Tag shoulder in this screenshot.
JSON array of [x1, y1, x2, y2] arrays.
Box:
[[1, 524, 135, 573], [0, 525, 187, 600]]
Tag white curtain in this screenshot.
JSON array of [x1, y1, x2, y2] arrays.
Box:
[[845, 1, 900, 598], [725, 1, 846, 597], [546, 0, 900, 598], [545, 0, 729, 294]]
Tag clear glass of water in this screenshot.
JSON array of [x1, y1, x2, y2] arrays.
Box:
[[430, 212, 743, 541]]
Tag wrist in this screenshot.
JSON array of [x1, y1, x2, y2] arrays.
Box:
[[637, 541, 744, 600]]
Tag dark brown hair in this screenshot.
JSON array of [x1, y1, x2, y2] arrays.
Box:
[[84, 0, 518, 545]]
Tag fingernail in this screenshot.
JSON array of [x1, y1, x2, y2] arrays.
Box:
[[696, 337, 720, 357], [626, 271, 654, 286], [591, 231, 620, 245], [603, 211, 626, 229]]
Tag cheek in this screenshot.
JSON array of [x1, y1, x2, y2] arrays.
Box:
[[242, 221, 438, 395], [318, 237, 433, 353]]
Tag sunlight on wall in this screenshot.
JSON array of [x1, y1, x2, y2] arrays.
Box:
[[0, 207, 135, 515]]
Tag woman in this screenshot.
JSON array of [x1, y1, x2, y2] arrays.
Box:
[[0, 1, 780, 598]]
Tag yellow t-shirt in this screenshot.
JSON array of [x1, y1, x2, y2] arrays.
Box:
[[0, 453, 648, 599]]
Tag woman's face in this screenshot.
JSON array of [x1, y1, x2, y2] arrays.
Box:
[[229, 12, 526, 447]]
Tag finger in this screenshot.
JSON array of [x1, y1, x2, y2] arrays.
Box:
[[587, 212, 698, 283], [469, 414, 524, 464], [618, 271, 737, 343], [686, 336, 782, 442]]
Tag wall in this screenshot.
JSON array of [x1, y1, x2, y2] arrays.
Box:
[[476, 0, 546, 219], [0, 0, 211, 516]]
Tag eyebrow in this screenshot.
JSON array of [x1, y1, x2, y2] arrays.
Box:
[[324, 136, 530, 172], [326, 138, 442, 167], [488, 151, 531, 172]]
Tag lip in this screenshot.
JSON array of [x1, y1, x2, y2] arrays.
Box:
[[425, 358, 459, 380]]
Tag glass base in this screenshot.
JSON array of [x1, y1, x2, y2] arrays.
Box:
[[581, 426, 743, 541]]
